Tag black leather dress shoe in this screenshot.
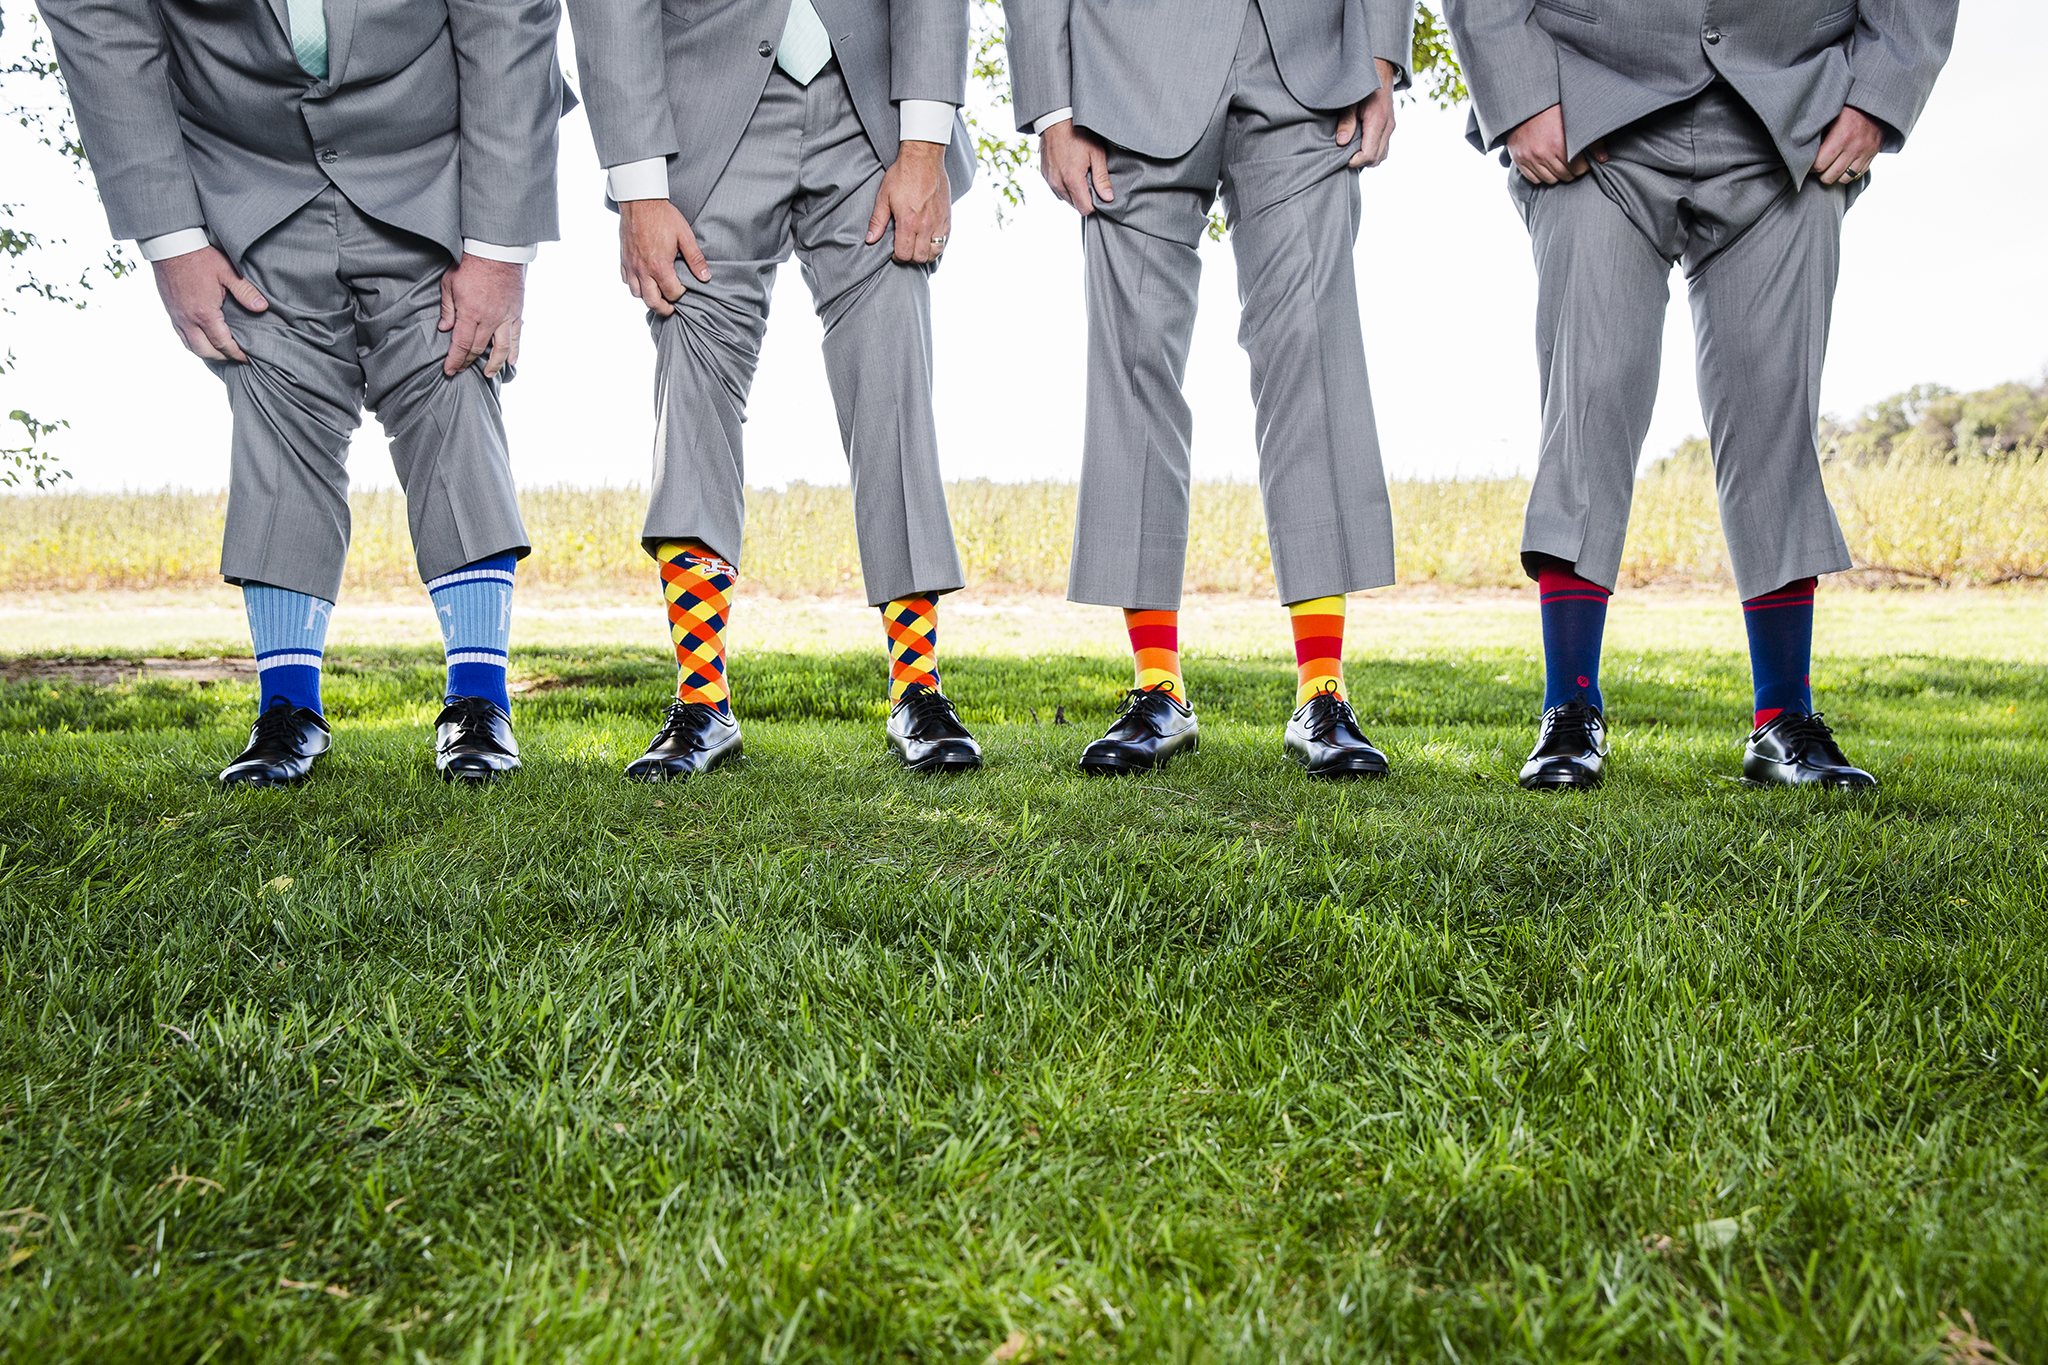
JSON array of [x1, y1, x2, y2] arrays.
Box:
[[1743, 712, 1877, 789], [220, 700, 330, 788], [435, 696, 522, 783], [887, 684, 982, 773], [625, 699, 743, 781], [1283, 692, 1389, 779], [1079, 686, 1199, 775], [1518, 700, 1608, 790]]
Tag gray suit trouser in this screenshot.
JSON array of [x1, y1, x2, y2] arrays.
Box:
[[1069, 2, 1396, 611], [214, 186, 528, 602], [642, 63, 963, 607], [1512, 83, 1856, 601]]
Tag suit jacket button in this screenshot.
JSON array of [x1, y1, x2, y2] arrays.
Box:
[[1703, 26, 1722, 43], [758, 40, 773, 57], [318, 149, 339, 164]]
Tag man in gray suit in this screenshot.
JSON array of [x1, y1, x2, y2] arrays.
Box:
[[562, 0, 986, 781], [1443, 0, 1957, 791], [40, 0, 570, 787], [1003, 0, 1417, 781]]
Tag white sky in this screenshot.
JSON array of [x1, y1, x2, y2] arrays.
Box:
[[3, 0, 2042, 493]]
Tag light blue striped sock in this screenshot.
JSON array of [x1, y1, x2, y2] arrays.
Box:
[[428, 553, 516, 710], [243, 584, 331, 715]]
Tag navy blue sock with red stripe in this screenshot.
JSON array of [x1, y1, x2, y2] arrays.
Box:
[[1537, 563, 1612, 713], [1743, 577, 1816, 728]]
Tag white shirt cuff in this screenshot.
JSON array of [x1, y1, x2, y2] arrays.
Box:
[[606, 157, 671, 202], [1032, 108, 1074, 136], [137, 228, 211, 262], [462, 239, 537, 264], [897, 99, 957, 145]]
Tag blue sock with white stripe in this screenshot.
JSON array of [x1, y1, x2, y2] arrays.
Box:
[[428, 553, 517, 711], [243, 583, 331, 715]]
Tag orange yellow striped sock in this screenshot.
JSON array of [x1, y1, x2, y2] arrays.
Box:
[[884, 595, 940, 702], [1124, 608, 1185, 699], [1289, 594, 1345, 707], [656, 540, 734, 716]]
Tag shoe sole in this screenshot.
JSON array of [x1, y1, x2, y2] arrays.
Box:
[[625, 741, 744, 782], [1739, 775, 1878, 791], [1518, 772, 1602, 791], [441, 763, 520, 785], [899, 754, 984, 774], [1079, 736, 1198, 777]]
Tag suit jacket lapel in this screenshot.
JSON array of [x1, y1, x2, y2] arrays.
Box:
[[321, 0, 361, 88], [263, 0, 292, 47]]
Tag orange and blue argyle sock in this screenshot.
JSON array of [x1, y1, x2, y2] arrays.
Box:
[[656, 540, 734, 716], [884, 595, 940, 702], [1124, 609, 1184, 699], [1289, 595, 1346, 707]]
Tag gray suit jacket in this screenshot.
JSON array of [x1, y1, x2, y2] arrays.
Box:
[[1002, 0, 1416, 161], [37, 0, 571, 267], [562, 0, 976, 220], [1441, 0, 1957, 185]]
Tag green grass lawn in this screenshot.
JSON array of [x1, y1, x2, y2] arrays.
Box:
[[2, 642, 2045, 1362]]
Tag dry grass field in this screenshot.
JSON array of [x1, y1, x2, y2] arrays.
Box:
[[4, 459, 2044, 597]]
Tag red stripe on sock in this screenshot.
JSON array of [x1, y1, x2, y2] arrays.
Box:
[[1536, 567, 1611, 599], [1743, 577, 1819, 611], [1292, 635, 1344, 663], [1126, 624, 1179, 652]]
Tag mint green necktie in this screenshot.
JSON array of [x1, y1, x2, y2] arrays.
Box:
[[776, 0, 833, 85], [286, 0, 328, 80]]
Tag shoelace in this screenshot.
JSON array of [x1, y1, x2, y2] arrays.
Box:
[[250, 701, 304, 747], [654, 699, 723, 744], [442, 696, 503, 749], [1542, 702, 1600, 751], [1114, 686, 1184, 726], [897, 685, 964, 735], [1772, 710, 1838, 753], [1299, 692, 1358, 742]]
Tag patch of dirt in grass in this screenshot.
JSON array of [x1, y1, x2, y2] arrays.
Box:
[[0, 656, 257, 686]]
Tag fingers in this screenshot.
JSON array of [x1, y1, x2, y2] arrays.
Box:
[[439, 270, 458, 333], [1591, 139, 1610, 164], [1088, 146, 1113, 204], [483, 318, 520, 378], [1517, 149, 1575, 184], [1568, 154, 1589, 178], [178, 320, 229, 362], [1353, 116, 1393, 168], [866, 192, 892, 247], [1348, 95, 1394, 168], [1335, 105, 1358, 148], [635, 261, 680, 316], [1815, 138, 1856, 184], [1068, 165, 1095, 214], [198, 308, 247, 363], [676, 224, 711, 285], [224, 274, 269, 314], [443, 316, 491, 376]]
